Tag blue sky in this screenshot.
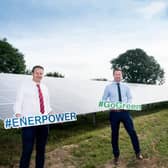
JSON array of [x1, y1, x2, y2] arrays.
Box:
[[0, 0, 168, 81]]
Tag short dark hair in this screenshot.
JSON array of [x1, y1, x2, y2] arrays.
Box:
[[32, 65, 44, 73], [113, 68, 122, 74]]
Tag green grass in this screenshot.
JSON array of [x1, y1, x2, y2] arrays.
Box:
[[67, 109, 168, 168], [0, 107, 168, 167]]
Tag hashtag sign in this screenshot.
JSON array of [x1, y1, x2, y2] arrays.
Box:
[[4, 118, 12, 129], [99, 101, 104, 107]]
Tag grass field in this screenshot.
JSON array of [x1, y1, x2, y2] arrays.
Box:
[[0, 106, 168, 168]]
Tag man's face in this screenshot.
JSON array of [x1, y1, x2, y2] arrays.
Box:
[[32, 68, 44, 83], [113, 70, 122, 82]]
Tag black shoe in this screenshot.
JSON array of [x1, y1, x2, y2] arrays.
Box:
[[136, 153, 143, 160], [113, 157, 119, 165]]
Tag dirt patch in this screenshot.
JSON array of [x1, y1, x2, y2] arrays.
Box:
[[44, 144, 78, 168], [102, 157, 162, 168], [102, 159, 127, 168], [4, 146, 166, 168], [13, 144, 78, 168]]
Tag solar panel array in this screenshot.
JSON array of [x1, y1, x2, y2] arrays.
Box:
[[0, 74, 168, 120]]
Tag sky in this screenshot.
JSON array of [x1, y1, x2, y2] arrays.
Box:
[[0, 0, 168, 81]]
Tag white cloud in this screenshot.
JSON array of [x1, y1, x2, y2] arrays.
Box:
[[137, 1, 168, 19], [10, 23, 168, 82]]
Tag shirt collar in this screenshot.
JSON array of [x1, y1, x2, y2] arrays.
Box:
[[32, 79, 41, 86], [112, 81, 122, 85]]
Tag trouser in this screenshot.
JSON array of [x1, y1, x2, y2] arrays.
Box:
[[109, 111, 140, 157], [20, 125, 49, 168]]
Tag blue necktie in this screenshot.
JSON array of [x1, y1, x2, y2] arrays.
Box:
[[117, 83, 122, 102]]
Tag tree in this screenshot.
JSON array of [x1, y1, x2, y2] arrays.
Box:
[[0, 38, 26, 74], [46, 72, 64, 78], [25, 69, 32, 75], [110, 48, 164, 84]]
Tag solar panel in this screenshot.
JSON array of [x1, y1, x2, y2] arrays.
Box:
[[0, 74, 168, 120]]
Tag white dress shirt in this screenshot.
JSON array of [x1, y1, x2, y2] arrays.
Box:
[[102, 81, 132, 103], [14, 80, 52, 116]]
